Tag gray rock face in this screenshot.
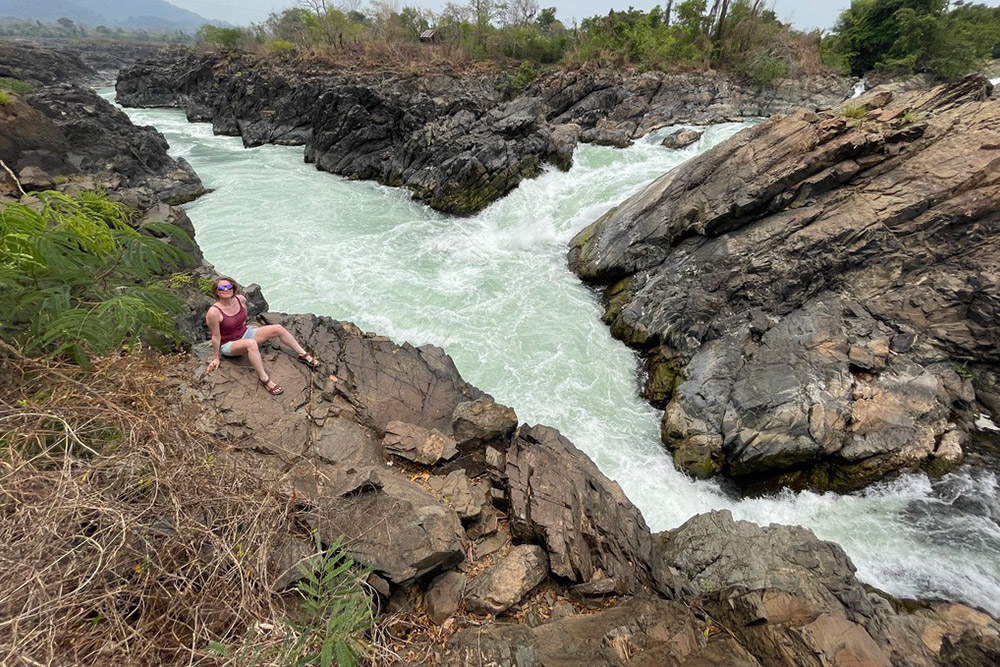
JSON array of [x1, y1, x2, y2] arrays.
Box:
[[465, 544, 549, 615], [452, 397, 518, 454], [658, 511, 876, 623], [427, 469, 487, 520], [570, 77, 999, 491], [115, 49, 852, 215], [655, 510, 1000, 667], [446, 596, 761, 667], [506, 424, 675, 597], [307, 468, 466, 585]]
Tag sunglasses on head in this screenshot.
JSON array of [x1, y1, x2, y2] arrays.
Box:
[[217, 285, 234, 291]]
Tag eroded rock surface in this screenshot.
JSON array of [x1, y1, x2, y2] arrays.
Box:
[[570, 77, 1000, 491], [0, 42, 206, 207], [115, 49, 851, 214], [656, 510, 1000, 667]]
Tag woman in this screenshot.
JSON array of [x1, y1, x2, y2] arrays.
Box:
[[204, 277, 318, 395]]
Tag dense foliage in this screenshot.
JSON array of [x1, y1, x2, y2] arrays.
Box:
[[829, 0, 1000, 78], [193, 0, 824, 83], [0, 191, 189, 365]]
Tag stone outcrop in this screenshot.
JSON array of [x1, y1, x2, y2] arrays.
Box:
[[505, 424, 676, 597], [189, 311, 671, 600], [114, 48, 851, 215], [0, 42, 206, 207], [570, 76, 1000, 492], [656, 511, 1000, 667]]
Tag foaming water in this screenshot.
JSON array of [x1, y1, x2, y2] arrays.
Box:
[[107, 89, 1000, 615]]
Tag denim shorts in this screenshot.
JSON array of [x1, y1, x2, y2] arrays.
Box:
[[220, 327, 257, 356]]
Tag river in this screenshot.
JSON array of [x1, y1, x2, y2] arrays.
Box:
[[107, 89, 1000, 615]]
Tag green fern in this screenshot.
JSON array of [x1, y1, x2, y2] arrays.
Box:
[[0, 190, 190, 365], [287, 535, 374, 667]]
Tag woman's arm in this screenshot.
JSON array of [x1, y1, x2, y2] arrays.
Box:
[[206, 308, 222, 372]]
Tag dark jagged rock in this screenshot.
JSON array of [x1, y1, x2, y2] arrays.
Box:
[[535, 66, 853, 139], [115, 49, 852, 215], [0, 42, 205, 206], [445, 595, 761, 666], [505, 424, 676, 597], [0, 40, 96, 85], [661, 127, 702, 149], [570, 77, 1000, 492]]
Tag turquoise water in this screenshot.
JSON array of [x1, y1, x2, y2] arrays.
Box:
[[109, 90, 1000, 615]]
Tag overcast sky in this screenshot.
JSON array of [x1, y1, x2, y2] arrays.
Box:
[[168, 0, 1000, 33], [168, 0, 852, 31]]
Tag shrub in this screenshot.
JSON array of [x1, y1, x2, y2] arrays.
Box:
[[0, 77, 33, 95], [510, 61, 539, 93], [839, 104, 867, 119], [266, 39, 296, 54], [0, 91, 10, 105], [0, 190, 190, 365], [740, 52, 789, 85]]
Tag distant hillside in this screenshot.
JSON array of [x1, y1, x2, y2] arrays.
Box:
[[0, 0, 215, 31]]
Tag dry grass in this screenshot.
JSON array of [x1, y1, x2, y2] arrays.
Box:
[[0, 348, 387, 666]]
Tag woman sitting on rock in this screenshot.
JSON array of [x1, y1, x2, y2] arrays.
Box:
[[204, 276, 318, 395]]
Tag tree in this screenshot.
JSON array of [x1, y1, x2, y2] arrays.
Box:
[[832, 0, 999, 77], [505, 0, 538, 27]]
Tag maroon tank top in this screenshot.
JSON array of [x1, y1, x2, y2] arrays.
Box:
[[213, 299, 247, 344]]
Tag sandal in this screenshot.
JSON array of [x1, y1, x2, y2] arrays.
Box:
[[297, 352, 320, 369], [259, 376, 283, 395]]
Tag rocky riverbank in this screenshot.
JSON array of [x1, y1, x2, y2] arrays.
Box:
[[570, 76, 1000, 494], [3, 40, 1000, 665], [114, 47, 852, 215]]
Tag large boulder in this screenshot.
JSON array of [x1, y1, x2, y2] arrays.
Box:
[[465, 544, 549, 616], [656, 510, 1000, 667], [505, 424, 676, 597], [570, 77, 1000, 491]]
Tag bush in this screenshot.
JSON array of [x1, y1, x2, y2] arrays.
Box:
[[0, 91, 10, 105], [0, 77, 34, 95], [510, 61, 539, 93], [833, 0, 1000, 79], [739, 52, 789, 85], [265, 39, 296, 54], [0, 190, 190, 365]]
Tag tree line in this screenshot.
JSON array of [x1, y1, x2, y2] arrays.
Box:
[[195, 0, 1000, 83]]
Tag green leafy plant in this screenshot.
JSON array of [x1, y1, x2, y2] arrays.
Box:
[[899, 109, 922, 125], [284, 535, 374, 667], [265, 39, 296, 54], [0, 76, 34, 95], [218, 535, 375, 666], [0, 190, 191, 365], [839, 104, 867, 119], [510, 61, 539, 94], [0, 91, 10, 104]]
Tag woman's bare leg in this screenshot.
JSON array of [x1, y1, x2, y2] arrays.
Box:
[[253, 324, 308, 356], [225, 338, 269, 381]]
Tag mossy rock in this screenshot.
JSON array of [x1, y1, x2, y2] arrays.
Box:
[[644, 346, 683, 407]]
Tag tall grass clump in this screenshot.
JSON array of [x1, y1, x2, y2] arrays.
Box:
[[0, 351, 383, 666]]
